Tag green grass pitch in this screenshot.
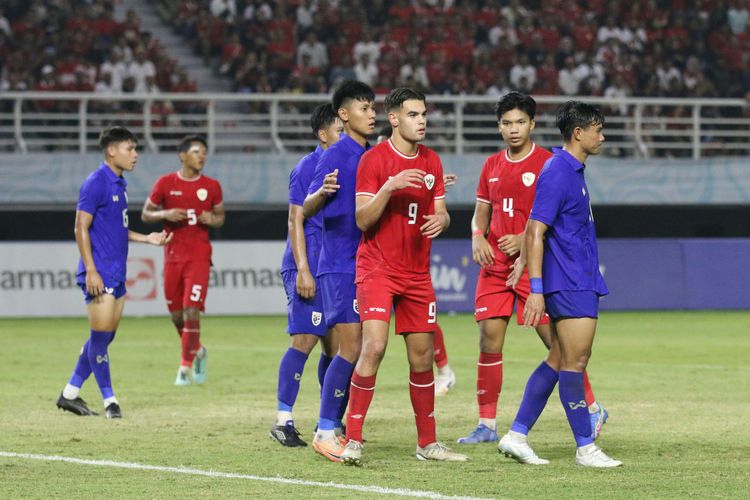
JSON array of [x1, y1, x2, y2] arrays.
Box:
[[1, 311, 748, 499]]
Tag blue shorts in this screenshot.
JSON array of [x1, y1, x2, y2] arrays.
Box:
[[319, 273, 360, 327], [77, 278, 127, 304], [545, 290, 599, 320], [282, 270, 327, 336]]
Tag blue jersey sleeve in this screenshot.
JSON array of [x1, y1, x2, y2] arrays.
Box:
[[77, 174, 106, 216], [288, 165, 305, 206], [308, 153, 333, 196], [529, 163, 566, 227]]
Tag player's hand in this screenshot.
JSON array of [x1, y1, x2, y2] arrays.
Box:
[[296, 267, 316, 299], [443, 173, 457, 191], [386, 169, 425, 192], [198, 211, 215, 226], [472, 233, 495, 267], [498, 233, 522, 257], [506, 256, 525, 288], [163, 208, 187, 222], [420, 212, 448, 239], [523, 293, 546, 328], [322, 169, 340, 195], [85, 269, 104, 296], [146, 230, 173, 246]]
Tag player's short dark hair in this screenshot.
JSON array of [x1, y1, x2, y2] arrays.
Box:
[[178, 134, 208, 153], [310, 103, 338, 136], [384, 87, 426, 113], [495, 92, 537, 121], [556, 101, 606, 141], [99, 126, 137, 150], [332, 80, 375, 111]]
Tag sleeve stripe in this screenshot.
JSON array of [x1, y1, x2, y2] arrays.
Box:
[[356, 191, 376, 197], [434, 195, 446, 200], [476, 197, 491, 204]]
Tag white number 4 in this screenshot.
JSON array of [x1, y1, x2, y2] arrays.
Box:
[[503, 198, 514, 218], [190, 284, 202, 301], [408, 203, 418, 224], [187, 208, 197, 225]]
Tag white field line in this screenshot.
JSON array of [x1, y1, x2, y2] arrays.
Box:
[[0, 451, 496, 500]]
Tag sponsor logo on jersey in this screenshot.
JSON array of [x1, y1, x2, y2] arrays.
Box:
[[294, 372, 302, 380], [477, 389, 487, 395], [582, 187, 586, 196], [567, 399, 587, 410], [169, 190, 183, 196], [368, 307, 386, 313], [334, 389, 346, 398], [112, 195, 119, 202], [350, 414, 363, 419], [197, 188, 208, 201], [104, 287, 114, 295], [353, 299, 359, 314], [96, 354, 109, 364], [522, 172, 536, 187], [311, 311, 322, 326], [488, 177, 499, 183], [475, 306, 488, 313], [424, 174, 435, 190]]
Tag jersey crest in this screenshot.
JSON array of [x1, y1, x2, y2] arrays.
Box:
[[311, 311, 322, 326], [424, 173, 435, 190], [197, 188, 208, 201], [522, 172, 536, 187]]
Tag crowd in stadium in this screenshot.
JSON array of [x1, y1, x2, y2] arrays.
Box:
[[2, 0, 750, 109]]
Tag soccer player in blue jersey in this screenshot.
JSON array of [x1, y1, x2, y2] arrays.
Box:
[[498, 101, 622, 467], [303, 80, 376, 461], [56, 126, 171, 419], [270, 104, 344, 447]]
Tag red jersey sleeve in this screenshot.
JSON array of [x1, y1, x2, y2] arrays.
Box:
[[148, 175, 167, 206], [432, 154, 446, 200], [476, 158, 491, 204], [211, 178, 224, 206], [355, 153, 381, 197]]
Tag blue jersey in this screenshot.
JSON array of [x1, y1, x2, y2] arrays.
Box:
[[308, 134, 368, 277], [76, 162, 130, 284], [529, 148, 608, 296], [281, 146, 324, 274]]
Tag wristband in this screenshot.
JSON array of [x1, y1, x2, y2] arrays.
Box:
[[530, 277, 543, 294], [471, 228, 484, 238]]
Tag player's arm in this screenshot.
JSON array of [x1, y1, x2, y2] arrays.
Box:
[[74, 210, 103, 296], [303, 168, 339, 218], [471, 201, 494, 266], [128, 229, 173, 245], [522, 219, 548, 327], [420, 198, 449, 239], [198, 202, 225, 228], [288, 203, 315, 299], [355, 168, 426, 231], [140, 198, 187, 224], [443, 173, 457, 191]]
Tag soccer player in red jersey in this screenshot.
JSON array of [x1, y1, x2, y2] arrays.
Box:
[[456, 92, 607, 446], [377, 124, 457, 397], [340, 88, 468, 465], [141, 135, 225, 386]]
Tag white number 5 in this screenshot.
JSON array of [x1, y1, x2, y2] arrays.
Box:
[[187, 208, 198, 225], [190, 284, 202, 301], [408, 203, 418, 224]]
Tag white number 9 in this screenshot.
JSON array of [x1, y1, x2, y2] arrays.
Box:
[[408, 203, 418, 225]]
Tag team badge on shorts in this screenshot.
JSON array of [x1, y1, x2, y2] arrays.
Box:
[[522, 172, 536, 187], [311, 311, 322, 326], [424, 174, 435, 190], [197, 188, 208, 201], [353, 299, 359, 314]]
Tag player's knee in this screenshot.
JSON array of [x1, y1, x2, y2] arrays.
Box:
[[183, 307, 200, 321], [290, 334, 318, 354], [574, 352, 591, 371]]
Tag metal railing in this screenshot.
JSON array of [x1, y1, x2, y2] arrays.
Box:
[[1, 92, 749, 158]]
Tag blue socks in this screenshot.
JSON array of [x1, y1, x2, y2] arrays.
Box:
[[276, 347, 309, 411], [68, 339, 92, 388], [317, 353, 333, 391], [87, 330, 116, 400], [511, 361, 559, 435], [318, 355, 354, 431], [559, 370, 594, 447]]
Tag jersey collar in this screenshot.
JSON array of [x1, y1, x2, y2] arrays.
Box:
[[552, 147, 586, 172], [99, 162, 127, 186]]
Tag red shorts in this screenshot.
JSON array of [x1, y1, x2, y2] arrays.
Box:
[[164, 260, 211, 312], [474, 267, 550, 325], [357, 270, 436, 335]]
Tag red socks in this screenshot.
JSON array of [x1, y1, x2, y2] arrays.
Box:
[[433, 324, 448, 368], [477, 352, 503, 419], [180, 319, 201, 367], [346, 371, 377, 444], [409, 369, 436, 448], [583, 370, 596, 406]]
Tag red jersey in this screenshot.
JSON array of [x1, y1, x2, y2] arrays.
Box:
[[356, 140, 445, 279], [148, 171, 223, 263], [476, 143, 552, 272]]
